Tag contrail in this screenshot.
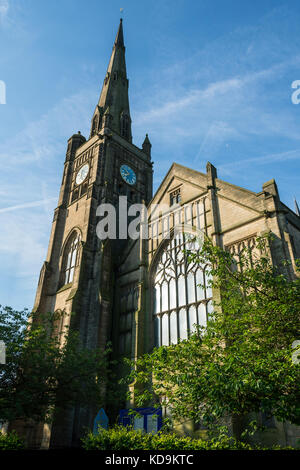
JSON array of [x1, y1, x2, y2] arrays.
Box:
[[0, 197, 57, 214]]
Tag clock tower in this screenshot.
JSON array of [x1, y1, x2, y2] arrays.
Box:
[[33, 19, 153, 447]]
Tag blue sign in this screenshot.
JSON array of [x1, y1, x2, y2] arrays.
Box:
[[93, 408, 109, 434], [119, 407, 162, 433]]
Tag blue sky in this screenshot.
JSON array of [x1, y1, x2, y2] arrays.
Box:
[[0, 0, 300, 310]]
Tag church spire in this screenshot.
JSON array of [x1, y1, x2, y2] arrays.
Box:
[[90, 19, 132, 142], [114, 17, 124, 47]]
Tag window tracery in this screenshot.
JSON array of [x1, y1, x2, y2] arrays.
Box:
[[153, 232, 213, 346], [61, 232, 81, 286]]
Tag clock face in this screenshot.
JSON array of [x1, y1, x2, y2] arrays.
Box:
[[120, 164, 136, 185], [76, 164, 89, 185]]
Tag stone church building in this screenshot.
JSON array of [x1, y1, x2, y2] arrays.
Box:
[[27, 20, 300, 447]]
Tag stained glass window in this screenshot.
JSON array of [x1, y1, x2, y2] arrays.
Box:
[[153, 232, 212, 346]]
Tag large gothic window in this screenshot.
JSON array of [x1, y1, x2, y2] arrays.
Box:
[[153, 232, 213, 347], [61, 232, 81, 286]]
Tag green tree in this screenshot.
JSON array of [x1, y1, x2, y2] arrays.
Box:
[[0, 307, 113, 425], [125, 234, 300, 434]]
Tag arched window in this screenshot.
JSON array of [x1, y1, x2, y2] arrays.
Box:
[[61, 232, 81, 286], [153, 232, 213, 347]]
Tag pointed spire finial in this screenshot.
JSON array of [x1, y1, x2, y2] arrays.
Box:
[[294, 196, 300, 217], [142, 133, 151, 157], [91, 19, 131, 140], [115, 18, 124, 47]]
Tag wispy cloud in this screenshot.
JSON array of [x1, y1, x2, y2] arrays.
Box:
[[0, 0, 9, 24], [193, 121, 240, 164], [0, 88, 95, 168], [135, 57, 300, 134], [0, 197, 57, 214], [219, 149, 300, 174], [131, 7, 300, 206], [0, 86, 96, 308], [0, 206, 52, 305]]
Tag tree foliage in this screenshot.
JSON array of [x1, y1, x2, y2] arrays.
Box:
[[125, 234, 300, 428], [0, 307, 113, 424]]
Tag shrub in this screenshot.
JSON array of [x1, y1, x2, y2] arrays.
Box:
[[0, 431, 25, 450], [81, 426, 253, 451]]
